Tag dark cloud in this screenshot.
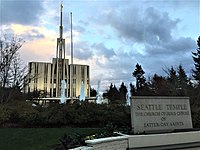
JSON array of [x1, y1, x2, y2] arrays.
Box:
[[1, 0, 44, 25], [144, 7, 180, 42], [144, 37, 196, 56], [136, 47, 194, 78], [102, 6, 180, 44], [164, 37, 196, 53], [92, 43, 116, 58], [73, 42, 116, 61], [73, 41, 93, 60]]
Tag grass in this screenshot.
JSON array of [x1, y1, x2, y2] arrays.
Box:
[[0, 128, 104, 150]]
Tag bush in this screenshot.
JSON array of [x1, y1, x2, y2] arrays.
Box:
[[0, 106, 13, 124], [2, 96, 200, 129], [53, 133, 86, 150], [191, 104, 200, 128], [0, 88, 24, 103], [0, 105, 20, 126], [0, 101, 131, 128]]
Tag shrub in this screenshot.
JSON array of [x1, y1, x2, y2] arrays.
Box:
[[0, 101, 131, 128], [53, 133, 85, 150]]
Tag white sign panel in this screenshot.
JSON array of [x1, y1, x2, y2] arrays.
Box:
[[131, 96, 193, 133]]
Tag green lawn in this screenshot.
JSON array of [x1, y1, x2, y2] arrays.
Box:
[[0, 128, 103, 150]]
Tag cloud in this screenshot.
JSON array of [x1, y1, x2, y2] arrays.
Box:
[[133, 37, 195, 77], [89, 3, 197, 77], [144, 7, 180, 43], [20, 38, 56, 64], [20, 29, 45, 41], [101, 6, 180, 44], [92, 43, 116, 58], [6, 24, 56, 41], [144, 37, 196, 56], [6, 24, 61, 64], [89, 48, 136, 90], [136, 39, 195, 77], [164, 37, 196, 53], [1, 0, 44, 25], [72, 41, 93, 60]]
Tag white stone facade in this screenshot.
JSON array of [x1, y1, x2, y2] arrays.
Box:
[[26, 58, 90, 98]]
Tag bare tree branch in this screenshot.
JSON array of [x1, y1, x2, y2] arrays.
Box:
[[0, 35, 25, 88]]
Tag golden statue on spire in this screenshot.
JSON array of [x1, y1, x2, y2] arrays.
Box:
[[60, 0, 63, 11]]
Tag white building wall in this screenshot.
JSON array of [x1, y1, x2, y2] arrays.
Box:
[[27, 59, 90, 98], [69, 64, 90, 98], [51, 58, 69, 97], [27, 62, 52, 97]]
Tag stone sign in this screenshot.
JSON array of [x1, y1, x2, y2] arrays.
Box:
[[130, 96, 193, 133]]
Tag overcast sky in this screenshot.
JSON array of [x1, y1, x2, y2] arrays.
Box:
[[0, 0, 199, 91]]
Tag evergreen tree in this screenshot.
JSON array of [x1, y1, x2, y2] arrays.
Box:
[[132, 63, 146, 90], [90, 87, 97, 97], [167, 66, 178, 85], [177, 65, 190, 96], [119, 82, 127, 104], [164, 66, 179, 95], [130, 82, 136, 96], [151, 74, 170, 96], [177, 64, 188, 86], [106, 83, 120, 104], [192, 36, 200, 85]]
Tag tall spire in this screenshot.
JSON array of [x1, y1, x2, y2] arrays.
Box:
[[55, 0, 66, 98], [59, 0, 63, 39]]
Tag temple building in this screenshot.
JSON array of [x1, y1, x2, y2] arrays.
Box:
[[26, 3, 90, 99]]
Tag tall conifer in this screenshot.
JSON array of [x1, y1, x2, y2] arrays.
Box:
[[192, 36, 200, 85]]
